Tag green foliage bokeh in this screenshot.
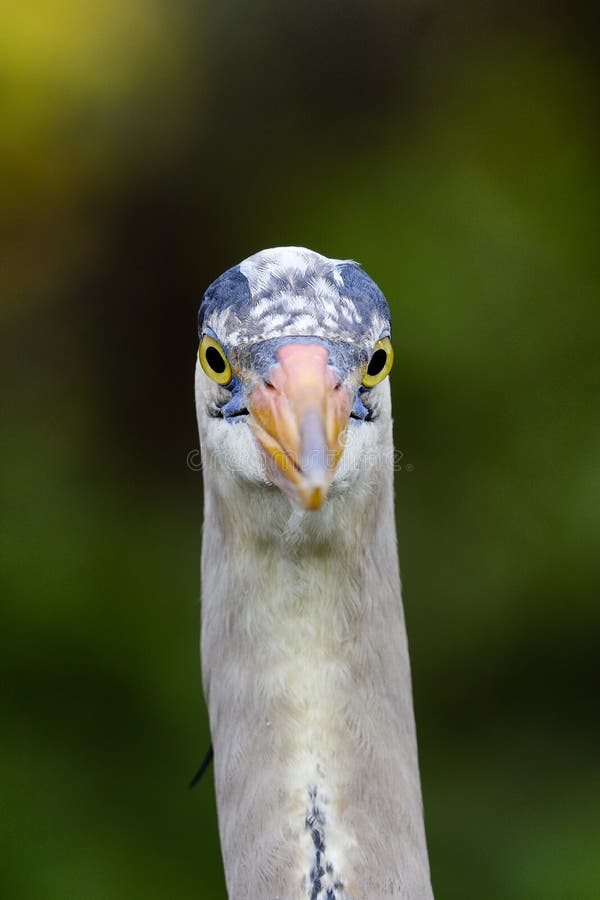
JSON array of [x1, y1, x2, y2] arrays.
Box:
[[1, 3, 598, 898]]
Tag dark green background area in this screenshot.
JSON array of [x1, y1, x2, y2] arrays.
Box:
[[1, 3, 598, 898]]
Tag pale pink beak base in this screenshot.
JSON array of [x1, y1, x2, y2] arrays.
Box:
[[248, 343, 353, 510]]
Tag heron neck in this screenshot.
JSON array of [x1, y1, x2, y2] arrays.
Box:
[[200, 469, 433, 899]]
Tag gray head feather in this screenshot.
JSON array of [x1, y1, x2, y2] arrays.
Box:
[[198, 246, 391, 349]]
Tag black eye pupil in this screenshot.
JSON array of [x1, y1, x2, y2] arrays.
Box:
[[367, 348, 387, 377], [206, 345, 226, 374]]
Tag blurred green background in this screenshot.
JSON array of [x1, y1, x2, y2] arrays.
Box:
[[1, 2, 599, 898]]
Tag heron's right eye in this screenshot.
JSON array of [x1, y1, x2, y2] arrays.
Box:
[[199, 335, 232, 386]]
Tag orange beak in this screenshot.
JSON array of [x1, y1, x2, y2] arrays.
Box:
[[248, 343, 353, 510]]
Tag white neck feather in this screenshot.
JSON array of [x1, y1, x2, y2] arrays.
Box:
[[200, 417, 433, 899]]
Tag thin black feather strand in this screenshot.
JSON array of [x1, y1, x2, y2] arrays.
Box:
[[189, 743, 214, 789]]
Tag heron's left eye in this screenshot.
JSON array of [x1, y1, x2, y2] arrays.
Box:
[[199, 335, 232, 386], [362, 337, 394, 388]]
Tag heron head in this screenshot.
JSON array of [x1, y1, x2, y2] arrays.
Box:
[[195, 247, 394, 511]]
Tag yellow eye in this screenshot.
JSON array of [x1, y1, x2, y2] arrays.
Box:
[[362, 337, 394, 388], [198, 334, 232, 386]]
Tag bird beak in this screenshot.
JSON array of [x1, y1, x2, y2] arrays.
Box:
[[248, 343, 353, 510]]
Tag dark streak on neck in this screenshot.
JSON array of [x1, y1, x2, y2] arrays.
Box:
[[306, 785, 344, 900]]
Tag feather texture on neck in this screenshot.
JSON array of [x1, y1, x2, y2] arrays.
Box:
[[199, 407, 434, 899]]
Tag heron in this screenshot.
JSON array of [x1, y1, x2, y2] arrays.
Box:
[[195, 247, 434, 899]]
